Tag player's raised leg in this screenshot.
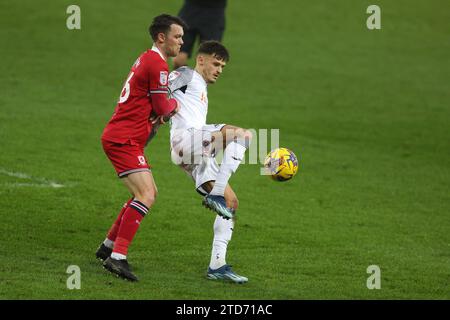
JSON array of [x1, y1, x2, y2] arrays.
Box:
[[103, 171, 157, 282], [203, 125, 252, 218], [201, 181, 248, 284]]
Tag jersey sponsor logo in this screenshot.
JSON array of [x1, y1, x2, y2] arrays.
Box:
[[160, 71, 168, 86]]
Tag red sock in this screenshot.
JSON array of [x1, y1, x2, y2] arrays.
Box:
[[106, 198, 133, 242], [113, 200, 149, 256]]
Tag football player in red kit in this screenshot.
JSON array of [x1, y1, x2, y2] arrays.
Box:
[[96, 14, 187, 281]]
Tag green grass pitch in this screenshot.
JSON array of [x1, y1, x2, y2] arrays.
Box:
[[0, 0, 449, 299]]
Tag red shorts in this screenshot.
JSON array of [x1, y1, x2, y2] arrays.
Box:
[[102, 139, 151, 177]]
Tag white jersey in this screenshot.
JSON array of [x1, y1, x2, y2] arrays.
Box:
[[167, 67, 226, 187], [169, 67, 208, 139]]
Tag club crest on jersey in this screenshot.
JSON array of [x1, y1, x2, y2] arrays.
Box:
[[160, 71, 168, 86]]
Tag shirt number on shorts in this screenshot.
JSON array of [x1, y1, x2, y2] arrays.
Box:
[[118, 72, 134, 103]]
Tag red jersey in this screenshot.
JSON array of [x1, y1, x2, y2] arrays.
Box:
[[102, 47, 177, 147]]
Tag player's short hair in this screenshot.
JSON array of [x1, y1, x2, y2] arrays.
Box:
[[149, 14, 187, 41], [198, 41, 230, 62]]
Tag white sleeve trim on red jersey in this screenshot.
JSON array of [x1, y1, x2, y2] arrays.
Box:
[[149, 89, 168, 94]]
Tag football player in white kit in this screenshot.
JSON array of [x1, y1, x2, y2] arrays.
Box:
[[168, 41, 252, 283]]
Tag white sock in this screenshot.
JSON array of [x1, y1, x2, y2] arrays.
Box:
[[110, 252, 127, 260], [103, 238, 114, 249], [209, 215, 234, 270], [210, 141, 247, 196]]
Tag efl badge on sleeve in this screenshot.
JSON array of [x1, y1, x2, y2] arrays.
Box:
[[168, 71, 180, 82], [160, 71, 168, 86]]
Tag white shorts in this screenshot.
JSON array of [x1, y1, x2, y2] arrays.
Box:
[[170, 124, 226, 193]]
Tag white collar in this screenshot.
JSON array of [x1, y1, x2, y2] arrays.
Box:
[[151, 45, 166, 61]]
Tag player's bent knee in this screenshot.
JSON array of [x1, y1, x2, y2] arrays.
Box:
[[135, 190, 157, 208]]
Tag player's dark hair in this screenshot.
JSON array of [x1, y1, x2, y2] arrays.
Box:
[[198, 41, 230, 62], [149, 14, 187, 41]]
